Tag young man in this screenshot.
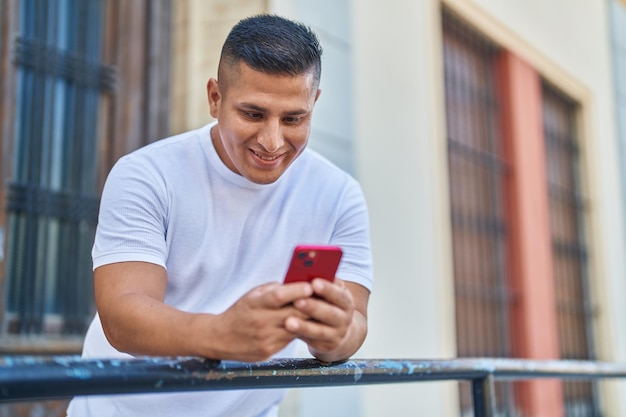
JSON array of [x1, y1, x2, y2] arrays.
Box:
[[67, 14, 373, 417]]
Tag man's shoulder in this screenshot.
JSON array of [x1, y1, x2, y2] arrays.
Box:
[[297, 148, 353, 179], [114, 125, 211, 171], [283, 149, 363, 203], [133, 125, 209, 158]]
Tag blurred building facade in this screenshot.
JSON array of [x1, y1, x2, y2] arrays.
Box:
[[1, 1, 626, 417]]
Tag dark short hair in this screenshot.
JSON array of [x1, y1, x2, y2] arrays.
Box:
[[219, 14, 323, 87]]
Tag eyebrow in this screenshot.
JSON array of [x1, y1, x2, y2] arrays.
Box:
[[238, 102, 310, 116]]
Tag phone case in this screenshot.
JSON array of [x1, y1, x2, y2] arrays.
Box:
[[283, 245, 343, 284]]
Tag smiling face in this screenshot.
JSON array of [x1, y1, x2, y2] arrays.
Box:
[[207, 61, 321, 184]]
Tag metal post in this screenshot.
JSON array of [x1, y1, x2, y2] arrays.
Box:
[[472, 374, 496, 417]]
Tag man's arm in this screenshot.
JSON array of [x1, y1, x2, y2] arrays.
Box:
[[284, 278, 369, 363], [95, 261, 316, 362]]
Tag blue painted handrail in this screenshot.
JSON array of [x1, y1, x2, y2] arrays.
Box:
[[2, 356, 626, 417]]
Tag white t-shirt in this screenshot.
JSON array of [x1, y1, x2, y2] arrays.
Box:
[[67, 122, 373, 417]]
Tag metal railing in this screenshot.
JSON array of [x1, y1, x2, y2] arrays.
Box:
[[2, 356, 626, 416]]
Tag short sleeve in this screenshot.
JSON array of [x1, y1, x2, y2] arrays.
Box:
[[331, 180, 373, 292], [92, 155, 170, 270]]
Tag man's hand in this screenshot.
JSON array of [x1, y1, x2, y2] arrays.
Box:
[[212, 282, 315, 361], [284, 278, 369, 363]]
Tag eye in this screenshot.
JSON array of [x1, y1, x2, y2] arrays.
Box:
[[283, 116, 303, 124], [245, 112, 263, 120]]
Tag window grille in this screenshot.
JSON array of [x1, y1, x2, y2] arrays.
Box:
[[442, 11, 516, 416], [542, 82, 600, 417], [4, 0, 113, 335]]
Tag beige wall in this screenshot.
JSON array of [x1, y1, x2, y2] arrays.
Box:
[[353, 0, 458, 416]]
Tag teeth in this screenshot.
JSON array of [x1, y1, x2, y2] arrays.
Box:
[[253, 151, 279, 161]]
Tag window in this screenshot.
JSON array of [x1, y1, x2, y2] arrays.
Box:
[[443, 7, 602, 416], [1, 0, 172, 349], [4, 0, 113, 336], [543, 82, 600, 416], [442, 11, 516, 415]]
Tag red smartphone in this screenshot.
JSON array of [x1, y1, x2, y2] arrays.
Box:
[[283, 245, 343, 284]]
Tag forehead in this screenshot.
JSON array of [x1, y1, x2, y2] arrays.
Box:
[[221, 62, 318, 108], [222, 61, 316, 92]]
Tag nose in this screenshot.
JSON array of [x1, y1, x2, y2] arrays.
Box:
[[257, 119, 284, 153]]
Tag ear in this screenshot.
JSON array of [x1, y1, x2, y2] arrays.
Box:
[[314, 88, 321, 103], [207, 78, 221, 118]]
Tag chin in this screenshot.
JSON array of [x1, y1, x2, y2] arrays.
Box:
[[244, 164, 291, 184], [244, 172, 281, 184], [252, 175, 281, 185]]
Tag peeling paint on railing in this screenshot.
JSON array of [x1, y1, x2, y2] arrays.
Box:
[[2, 356, 626, 417]]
